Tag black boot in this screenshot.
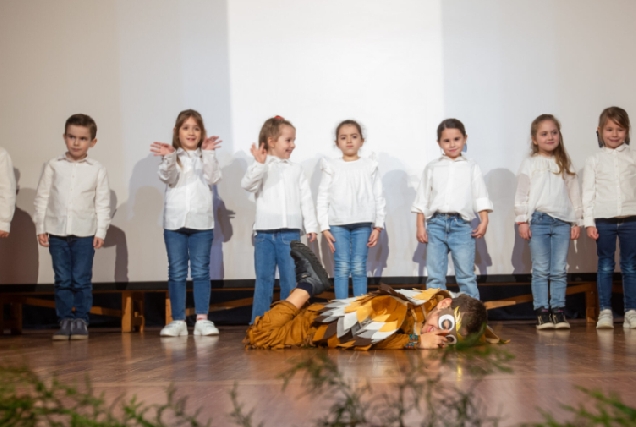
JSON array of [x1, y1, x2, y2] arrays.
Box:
[[290, 240, 330, 296]]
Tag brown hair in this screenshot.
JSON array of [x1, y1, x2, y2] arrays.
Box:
[[451, 294, 487, 336], [172, 109, 207, 151], [65, 114, 97, 140], [258, 116, 294, 150], [335, 119, 365, 145], [598, 106, 631, 145], [530, 114, 574, 176], [437, 118, 466, 141]]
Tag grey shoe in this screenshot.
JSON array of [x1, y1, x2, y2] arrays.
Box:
[[290, 240, 330, 296], [52, 318, 73, 340], [70, 319, 89, 340]]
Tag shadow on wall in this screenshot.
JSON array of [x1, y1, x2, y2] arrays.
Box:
[[0, 169, 38, 284], [102, 190, 128, 282]]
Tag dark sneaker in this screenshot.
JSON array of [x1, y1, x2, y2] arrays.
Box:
[[552, 307, 570, 329], [52, 318, 73, 340], [290, 240, 330, 296], [70, 319, 89, 340], [536, 308, 554, 330]]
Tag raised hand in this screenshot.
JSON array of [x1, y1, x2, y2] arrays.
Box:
[[202, 136, 222, 151], [150, 142, 175, 157], [250, 143, 268, 164], [323, 230, 336, 252]]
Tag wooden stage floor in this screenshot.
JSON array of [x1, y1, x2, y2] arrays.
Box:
[[2, 321, 636, 426]]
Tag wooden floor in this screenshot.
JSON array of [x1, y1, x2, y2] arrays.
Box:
[[2, 321, 636, 426]]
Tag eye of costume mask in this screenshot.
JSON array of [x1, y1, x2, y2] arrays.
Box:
[[436, 306, 464, 345]]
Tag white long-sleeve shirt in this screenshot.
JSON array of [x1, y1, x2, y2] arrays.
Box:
[[582, 144, 636, 227], [0, 147, 16, 233], [316, 156, 386, 231], [241, 155, 318, 233], [34, 155, 111, 239], [411, 154, 493, 222], [159, 148, 221, 230], [514, 156, 583, 226]]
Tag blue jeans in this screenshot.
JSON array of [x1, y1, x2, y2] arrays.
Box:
[[331, 223, 372, 299], [252, 229, 301, 323], [596, 217, 636, 311], [164, 228, 214, 320], [426, 214, 479, 299], [48, 235, 95, 322], [529, 212, 571, 310]]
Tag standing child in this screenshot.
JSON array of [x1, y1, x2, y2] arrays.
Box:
[[316, 120, 386, 299], [150, 109, 222, 337], [241, 116, 318, 323], [583, 106, 636, 329], [412, 119, 492, 300], [515, 114, 582, 329], [34, 114, 110, 340], [0, 147, 16, 238]]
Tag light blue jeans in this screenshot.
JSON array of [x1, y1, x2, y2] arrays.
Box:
[[529, 212, 571, 310], [331, 223, 372, 299], [251, 229, 301, 323], [426, 213, 479, 299]]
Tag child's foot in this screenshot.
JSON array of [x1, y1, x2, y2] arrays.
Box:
[[160, 320, 188, 337], [290, 240, 330, 296], [70, 319, 89, 340], [194, 320, 220, 336], [596, 309, 614, 329], [624, 310, 636, 329], [551, 307, 570, 329], [52, 318, 73, 340], [536, 308, 554, 330]]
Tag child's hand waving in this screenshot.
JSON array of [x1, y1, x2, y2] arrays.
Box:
[[202, 136, 222, 151], [250, 143, 268, 164], [150, 142, 175, 157]]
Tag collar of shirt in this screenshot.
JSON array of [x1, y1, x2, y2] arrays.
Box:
[[439, 153, 467, 162], [176, 147, 201, 158], [266, 155, 291, 165], [602, 143, 629, 154], [56, 154, 95, 165]]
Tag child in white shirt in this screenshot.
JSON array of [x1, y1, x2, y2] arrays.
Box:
[[150, 109, 222, 337], [515, 114, 582, 330], [0, 147, 16, 238], [241, 116, 318, 323], [412, 118, 492, 299], [582, 106, 636, 329], [34, 114, 110, 340], [317, 120, 385, 298]]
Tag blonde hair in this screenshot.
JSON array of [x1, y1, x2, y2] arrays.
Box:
[[530, 114, 574, 177], [258, 116, 294, 150]]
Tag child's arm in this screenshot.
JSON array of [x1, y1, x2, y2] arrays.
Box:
[[0, 149, 16, 237], [412, 167, 432, 243], [581, 156, 598, 240], [415, 213, 427, 243], [472, 211, 489, 239], [471, 163, 493, 238], [316, 159, 334, 251], [94, 167, 111, 249], [514, 161, 531, 240], [299, 170, 318, 242], [151, 142, 179, 187], [369, 160, 386, 247], [201, 136, 222, 186], [241, 143, 268, 193], [34, 162, 53, 247], [565, 172, 583, 240]]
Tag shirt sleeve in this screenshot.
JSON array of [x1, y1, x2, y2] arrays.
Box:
[[316, 158, 333, 232], [514, 159, 531, 224], [94, 166, 111, 240], [158, 152, 180, 187], [241, 161, 267, 193], [471, 163, 493, 213], [201, 150, 221, 186], [0, 149, 16, 233], [581, 155, 597, 228], [411, 166, 432, 216], [371, 159, 386, 229], [299, 169, 318, 234], [33, 161, 53, 236], [565, 172, 583, 227]]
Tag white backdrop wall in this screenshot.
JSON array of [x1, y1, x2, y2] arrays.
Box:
[[1, 0, 635, 284]]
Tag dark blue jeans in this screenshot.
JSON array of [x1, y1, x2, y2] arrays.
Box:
[[164, 228, 214, 320], [48, 235, 95, 322], [596, 217, 636, 311]]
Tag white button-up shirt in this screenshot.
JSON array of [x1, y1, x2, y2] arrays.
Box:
[[159, 148, 221, 230], [582, 143, 636, 227], [411, 154, 493, 221], [241, 155, 318, 233], [0, 147, 16, 233], [514, 156, 583, 226], [34, 155, 111, 239], [316, 156, 386, 231]]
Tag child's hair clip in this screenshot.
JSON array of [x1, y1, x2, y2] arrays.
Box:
[[273, 115, 285, 120]]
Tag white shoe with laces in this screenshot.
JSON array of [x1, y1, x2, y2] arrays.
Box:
[[194, 320, 219, 336], [624, 310, 636, 329], [160, 320, 188, 337], [596, 309, 614, 329]]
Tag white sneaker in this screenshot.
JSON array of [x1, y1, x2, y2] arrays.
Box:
[[624, 310, 636, 329], [160, 320, 188, 337], [194, 320, 219, 336], [596, 309, 614, 329]]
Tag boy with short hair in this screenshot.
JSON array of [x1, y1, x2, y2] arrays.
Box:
[[34, 114, 110, 340], [0, 147, 16, 238]]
